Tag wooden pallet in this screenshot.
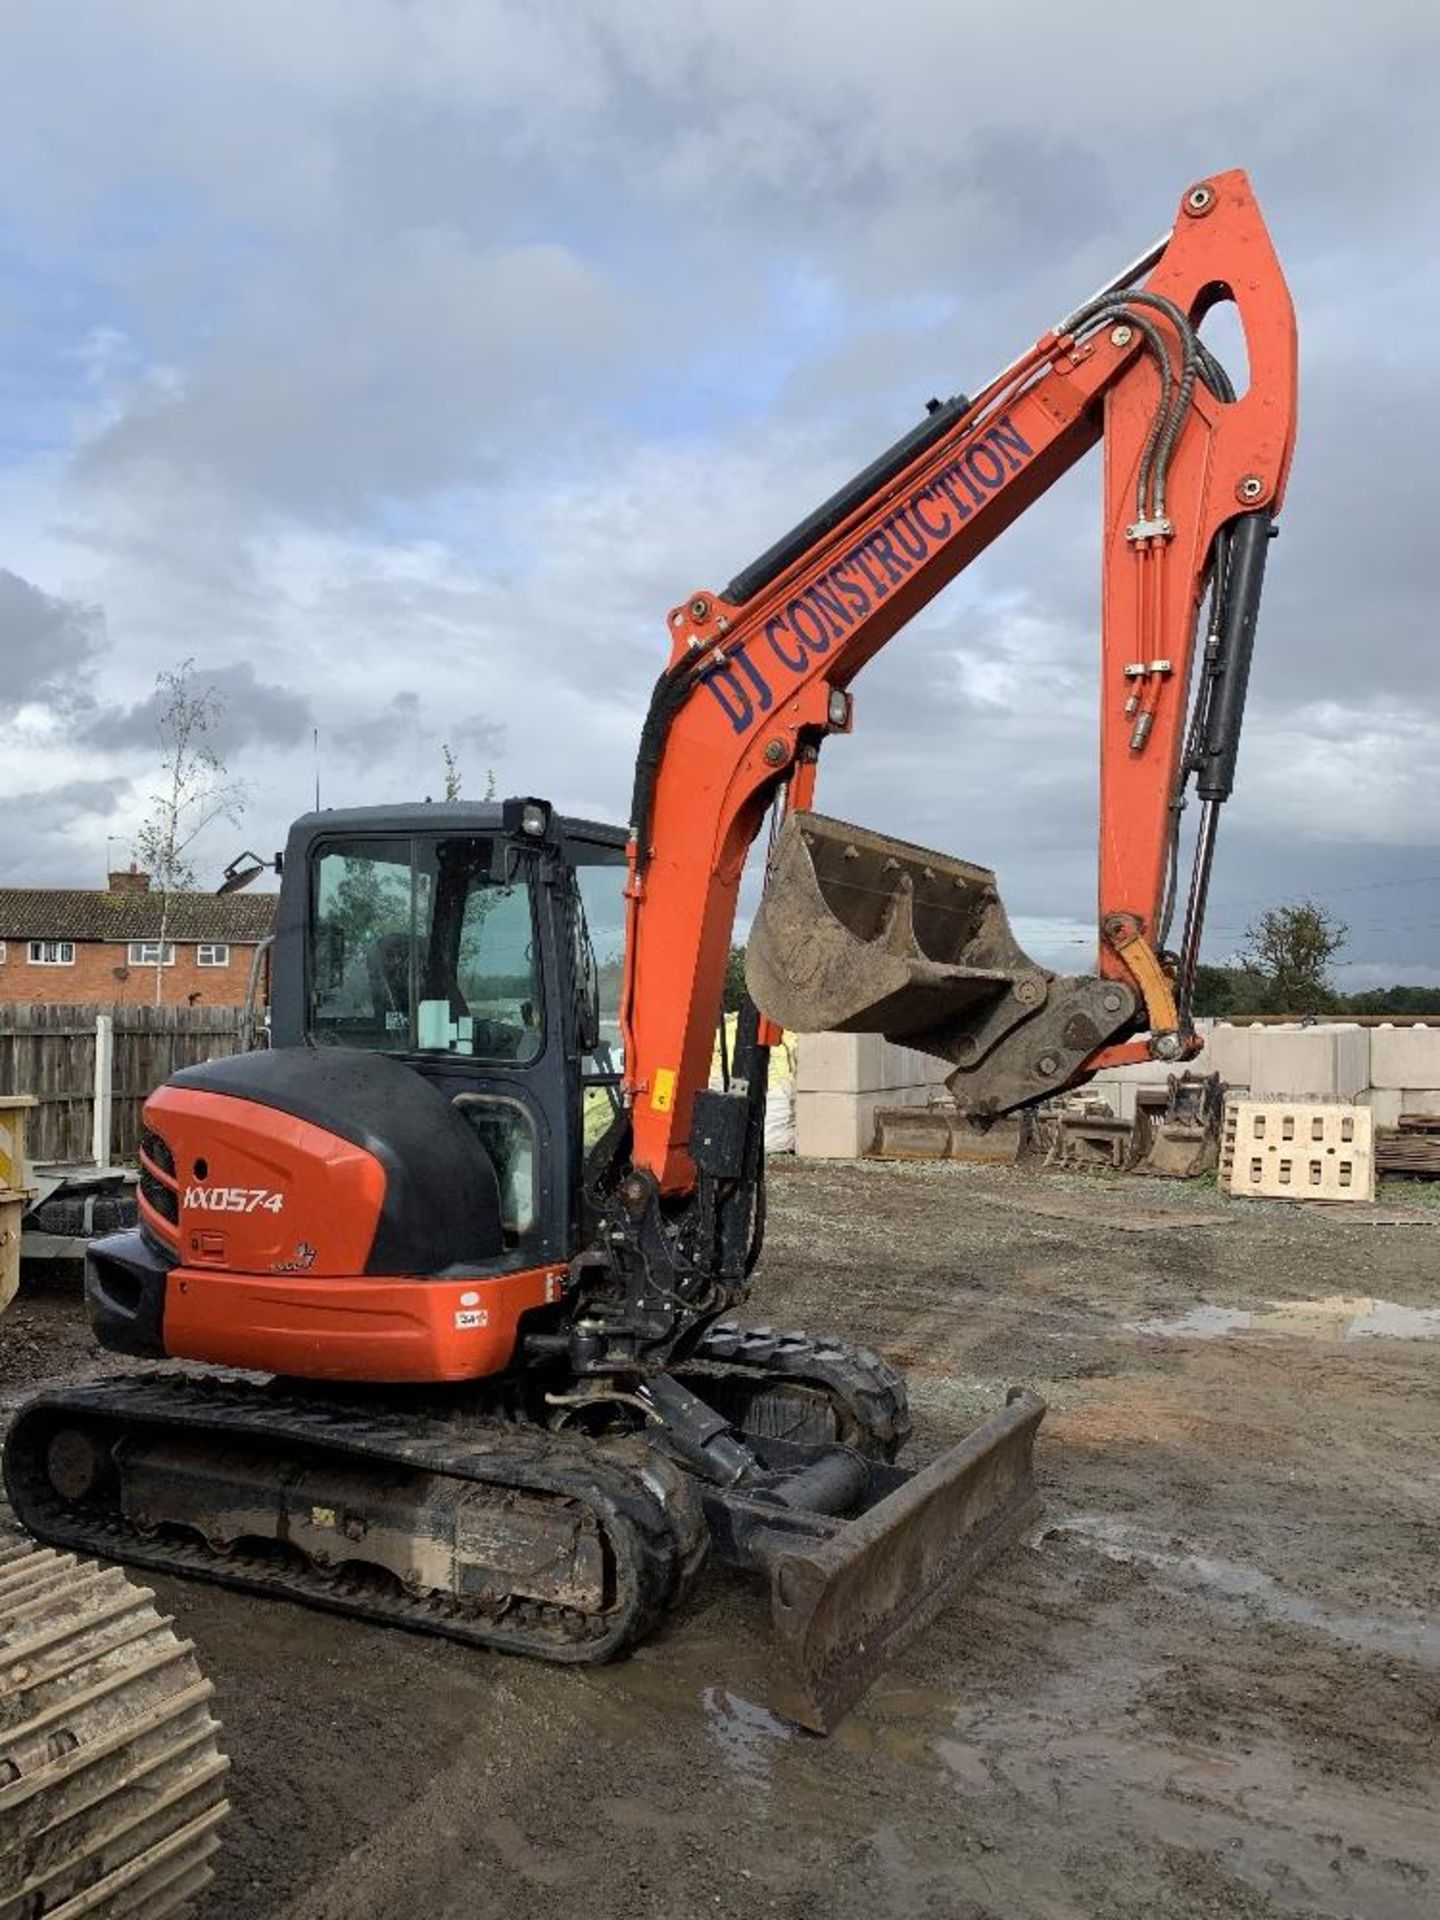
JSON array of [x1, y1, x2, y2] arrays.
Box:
[[1376, 1125, 1440, 1177]]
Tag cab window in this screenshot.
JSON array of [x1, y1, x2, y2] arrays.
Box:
[[309, 836, 542, 1062]]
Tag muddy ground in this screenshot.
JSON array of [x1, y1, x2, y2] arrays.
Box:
[[4, 1159, 1439, 1919]]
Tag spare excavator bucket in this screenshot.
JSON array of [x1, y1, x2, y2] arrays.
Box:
[[747, 813, 1137, 1115], [754, 1390, 1044, 1732]]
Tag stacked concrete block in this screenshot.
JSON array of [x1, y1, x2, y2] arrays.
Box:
[[1191, 1021, 1253, 1093], [795, 1031, 889, 1094], [1246, 1025, 1369, 1101], [1371, 1025, 1440, 1090], [1365, 1027, 1440, 1128], [1085, 1079, 1131, 1121], [793, 1018, 1440, 1160], [1361, 1089, 1404, 1130], [794, 1033, 949, 1159], [794, 1081, 936, 1159]]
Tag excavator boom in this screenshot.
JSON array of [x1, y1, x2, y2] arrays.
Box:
[[619, 169, 1297, 1186]]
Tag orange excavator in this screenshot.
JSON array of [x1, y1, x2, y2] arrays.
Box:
[[7, 170, 1297, 1731]]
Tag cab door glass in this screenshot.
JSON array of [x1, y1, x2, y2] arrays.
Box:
[[572, 845, 625, 1150], [573, 851, 625, 1082], [310, 840, 428, 1047]]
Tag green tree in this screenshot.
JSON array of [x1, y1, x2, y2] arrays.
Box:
[[1238, 901, 1348, 1014], [722, 944, 748, 1014], [1342, 983, 1440, 1015], [1191, 963, 1271, 1017], [1191, 964, 1235, 1016]]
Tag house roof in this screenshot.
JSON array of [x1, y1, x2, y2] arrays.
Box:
[[0, 889, 278, 943]]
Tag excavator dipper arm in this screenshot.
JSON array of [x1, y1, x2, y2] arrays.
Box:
[[618, 169, 1297, 1194]]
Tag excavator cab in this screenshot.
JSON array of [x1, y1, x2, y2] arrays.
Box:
[[83, 800, 629, 1377], [286, 799, 628, 1265]]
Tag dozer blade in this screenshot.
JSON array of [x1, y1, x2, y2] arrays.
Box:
[[737, 1389, 1044, 1732], [747, 812, 1137, 1116]]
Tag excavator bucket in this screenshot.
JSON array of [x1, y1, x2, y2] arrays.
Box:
[[871, 1105, 1024, 1164], [747, 810, 1040, 1039], [761, 1390, 1045, 1732], [747, 812, 1137, 1115], [1131, 1072, 1225, 1178]]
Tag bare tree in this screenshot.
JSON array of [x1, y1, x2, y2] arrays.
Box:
[[133, 661, 246, 1003], [437, 743, 496, 803]]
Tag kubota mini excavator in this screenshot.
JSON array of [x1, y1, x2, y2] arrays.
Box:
[[7, 170, 1297, 1731]]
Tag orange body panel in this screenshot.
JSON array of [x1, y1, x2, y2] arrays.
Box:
[[141, 1080, 563, 1383], [144, 1083, 386, 1276], [162, 1263, 565, 1383], [619, 169, 1298, 1191]]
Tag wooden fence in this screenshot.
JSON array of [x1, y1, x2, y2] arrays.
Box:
[[0, 1005, 248, 1165]]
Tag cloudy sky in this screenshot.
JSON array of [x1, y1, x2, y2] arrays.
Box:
[[2, 1, 1437, 989]]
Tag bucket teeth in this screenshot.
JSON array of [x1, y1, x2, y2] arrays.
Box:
[[875, 870, 919, 958]]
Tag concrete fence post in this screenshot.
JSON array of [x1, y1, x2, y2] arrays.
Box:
[[92, 1012, 115, 1167]]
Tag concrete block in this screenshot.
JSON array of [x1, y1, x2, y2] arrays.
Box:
[[1358, 1089, 1440, 1129], [1370, 1026, 1440, 1091], [796, 1030, 957, 1096], [883, 1038, 950, 1090], [1095, 1057, 1174, 1085], [1192, 1023, 1253, 1088], [1360, 1088, 1404, 1130], [794, 1085, 929, 1158], [795, 1031, 887, 1095], [1249, 1026, 1369, 1100], [1087, 1079, 1138, 1121], [795, 1089, 866, 1158]]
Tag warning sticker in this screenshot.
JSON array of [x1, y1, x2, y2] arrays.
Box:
[[651, 1067, 677, 1113]]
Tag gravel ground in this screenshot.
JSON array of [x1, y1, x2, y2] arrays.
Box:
[[4, 1159, 1438, 1919]]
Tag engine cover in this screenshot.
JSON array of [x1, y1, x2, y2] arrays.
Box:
[[141, 1047, 505, 1277]]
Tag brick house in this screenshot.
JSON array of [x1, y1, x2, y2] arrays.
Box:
[[0, 869, 277, 1007]]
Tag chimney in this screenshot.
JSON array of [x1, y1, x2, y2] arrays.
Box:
[[108, 863, 151, 895]]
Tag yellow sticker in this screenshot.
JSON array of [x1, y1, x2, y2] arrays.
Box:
[[651, 1068, 677, 1113]]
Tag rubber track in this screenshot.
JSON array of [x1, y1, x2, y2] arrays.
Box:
[[5, 1375, 706, 1667], [0, 1526, 228, 1920], [689, 1323, 913, 1459]]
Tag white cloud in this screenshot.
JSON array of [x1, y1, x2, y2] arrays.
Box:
[[0, 0, 1436, 986]]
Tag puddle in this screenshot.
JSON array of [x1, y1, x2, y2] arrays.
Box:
[[1055, 1513, 1440, 1666], [700, 1685, 791, 1782], [1127, 1294, 1440, 1341]]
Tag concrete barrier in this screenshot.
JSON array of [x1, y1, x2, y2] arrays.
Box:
[[1370, 1025, 1440, 1091], [1249, 1026, 1369, 1100], [793, 1020, 1440, 1159]]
